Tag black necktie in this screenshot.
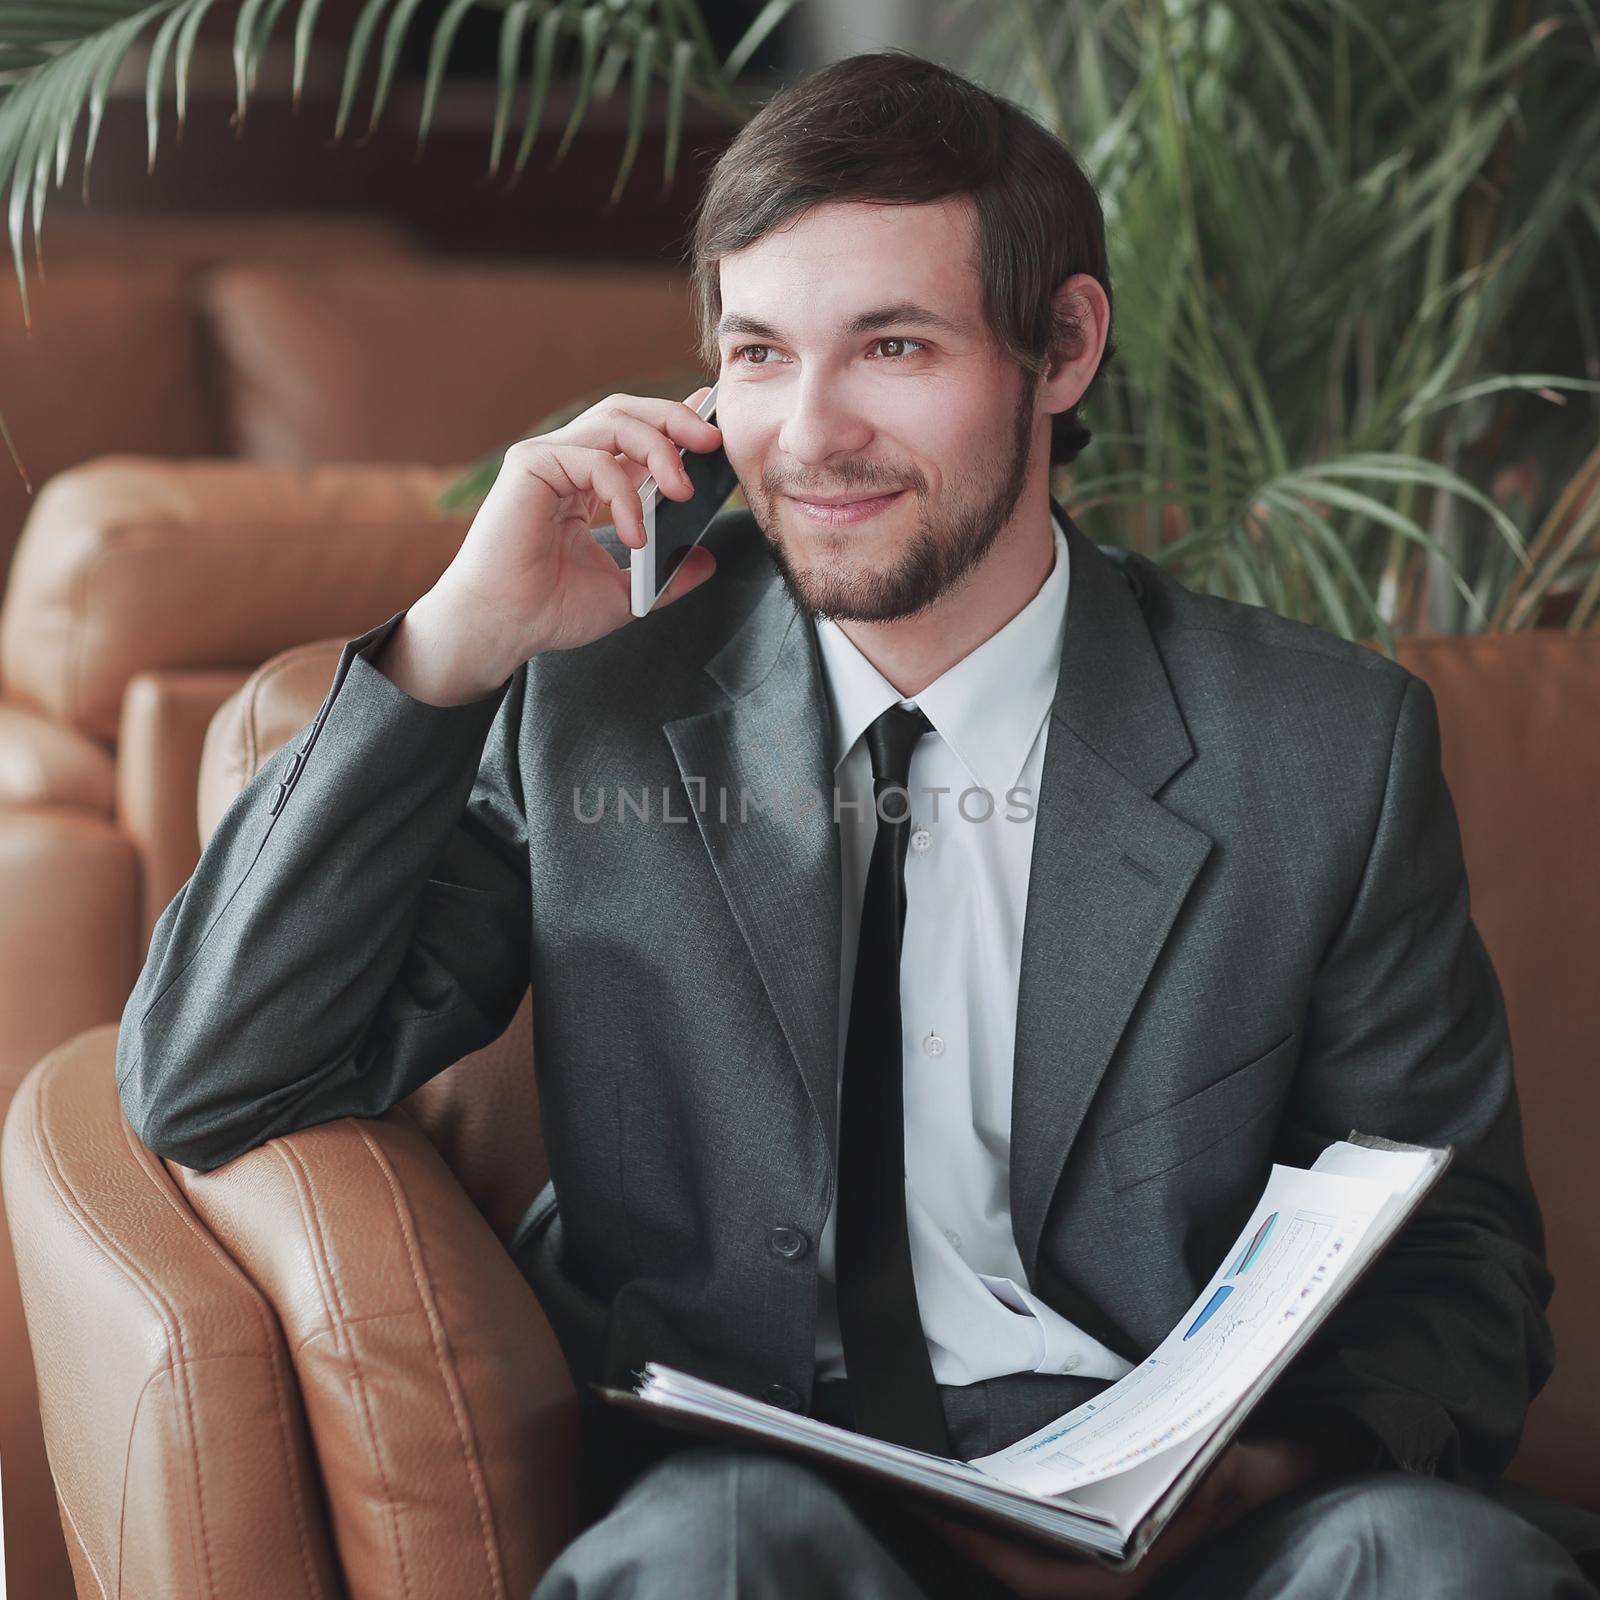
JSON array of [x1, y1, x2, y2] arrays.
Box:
[[834, 702, 953, 1456]]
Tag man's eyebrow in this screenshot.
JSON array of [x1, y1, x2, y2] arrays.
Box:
[[715, 301, 969, 341]]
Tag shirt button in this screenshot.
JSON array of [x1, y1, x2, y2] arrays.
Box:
[[944, 1229, 963, 1251], [769, 1226, 809, 1260], [762, 1383, 802, 1411], [1061, 1353, 1080, 1373], [910, 827, 931, 852], [922, 1032, 946, 1058]]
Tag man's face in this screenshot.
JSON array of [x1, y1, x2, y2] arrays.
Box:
[[714, 198, 1041, 625]]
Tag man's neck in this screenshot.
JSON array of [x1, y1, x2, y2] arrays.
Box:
[[830, 498, 1057, 699]]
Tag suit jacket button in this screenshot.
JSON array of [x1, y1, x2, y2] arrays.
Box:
[[769, 1227, 809, 1260], [762, 1383, 801, 1411], [269, 781, 290, 816]]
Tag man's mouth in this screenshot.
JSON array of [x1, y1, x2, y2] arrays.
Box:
[[786, 490, 906, 526]]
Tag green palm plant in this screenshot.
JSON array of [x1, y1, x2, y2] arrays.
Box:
[[2, 0, 1597, 645], [963, 0, 1600, 645]]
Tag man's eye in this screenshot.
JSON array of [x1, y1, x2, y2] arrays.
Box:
[[728, 338, 926, 365], [872, 337, 926, 360]]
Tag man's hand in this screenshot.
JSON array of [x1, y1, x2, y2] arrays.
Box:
[[427, 385, 724, 668], [914, 1418, 1373, 1599]]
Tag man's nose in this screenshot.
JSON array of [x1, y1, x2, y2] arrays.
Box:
[[777, 382, 873, 465]]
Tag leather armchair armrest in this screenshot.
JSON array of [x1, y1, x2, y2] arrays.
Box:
[[170, 1093, 580, 1600], [4, 1023, 581, 1600], [1, 1024, 342, 1599], [0, 456, 472, 745]]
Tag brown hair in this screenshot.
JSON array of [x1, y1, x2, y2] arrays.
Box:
[[686, 49, 1116, 467]]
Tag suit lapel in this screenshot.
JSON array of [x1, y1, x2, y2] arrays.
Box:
[[662, 574, 844, 1157], [1009, 502, 1213, 1296], [659, 500, 1216, 1272]]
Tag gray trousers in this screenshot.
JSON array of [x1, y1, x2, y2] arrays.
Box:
[[531, 1442, 1600, 1599]]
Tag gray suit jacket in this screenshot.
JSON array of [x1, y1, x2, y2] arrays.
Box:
[[116, 499, 1553, 1480]]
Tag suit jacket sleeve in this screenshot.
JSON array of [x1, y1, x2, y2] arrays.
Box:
[[115, 605, 532, 1173], [1252, 670, 1555, 1486]]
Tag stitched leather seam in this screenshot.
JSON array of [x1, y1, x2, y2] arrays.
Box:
[[292, 1305, 446, 1353], [28, 1096, 217, 1596], [117, 1364, 166, 1598], [354, 1120, 508, 1599], [268, 1140, 343, 1363], [113, 1119, 330, 1599], [278, 1136, 416, 1600], [110, 1356, 299, 1595], [55, 1474, 110, 1600]]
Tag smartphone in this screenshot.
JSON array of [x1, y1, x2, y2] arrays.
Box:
[[630, 380, 741, 618]]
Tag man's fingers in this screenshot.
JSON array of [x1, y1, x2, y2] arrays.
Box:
[[555, 393, 722, 459], [512, 442, 651, 547]]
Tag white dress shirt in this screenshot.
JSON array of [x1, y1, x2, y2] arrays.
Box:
[[812, 512, 1136, 1388]]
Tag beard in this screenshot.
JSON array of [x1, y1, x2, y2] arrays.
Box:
[[742, 367, 1040, 625]]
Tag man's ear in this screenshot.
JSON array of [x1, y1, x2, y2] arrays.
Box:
[[1042, 274, 1110, 408]]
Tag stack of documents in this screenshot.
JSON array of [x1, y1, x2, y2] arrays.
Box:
[[600, 1134, 1451, 1571]]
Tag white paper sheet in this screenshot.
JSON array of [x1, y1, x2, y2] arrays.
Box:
[[967, 1160, 1401, 1496]]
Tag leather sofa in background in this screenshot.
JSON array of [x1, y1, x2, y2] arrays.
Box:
[[3, 574, 1598, 1594], [0, 212, 701, 1089], [0, 458, 478, 1599], [0, 210, 705, 589], [0, 212, 419, 595], [0, 213, 703, 1595], [0, 247, 701, 1083]]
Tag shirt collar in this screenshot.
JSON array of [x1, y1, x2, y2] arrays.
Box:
[[813, 511, 1071, 797]]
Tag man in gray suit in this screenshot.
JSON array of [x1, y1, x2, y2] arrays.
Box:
[[117, 50, 1598, 1599]]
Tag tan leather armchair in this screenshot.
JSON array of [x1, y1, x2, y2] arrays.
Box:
[[0, 242, 700, 1083], [0, 251, 701, 1591], [2, 1008, 582, 1599], [0, 459, 481, 1597], [5, 627, 584, 1597], [4, 607, 1598, 1595]]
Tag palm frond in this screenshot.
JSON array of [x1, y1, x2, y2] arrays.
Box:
[[1000, 0, 1600, 636], [0, 0, 759, 484], [0, 0, 753, 322], [4, 0, 1594, 640]]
